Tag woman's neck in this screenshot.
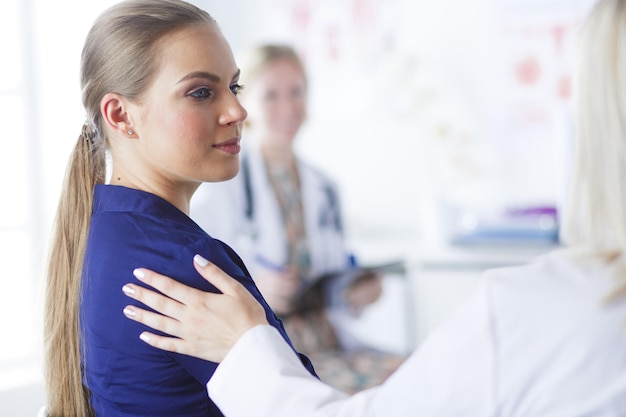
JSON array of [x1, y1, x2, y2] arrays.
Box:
[[109, 169, 196, 215], [259, 141, 295, 166]]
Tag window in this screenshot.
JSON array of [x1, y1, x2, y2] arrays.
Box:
[[0, 0, 43, 386], [0, 0, 122, 391]]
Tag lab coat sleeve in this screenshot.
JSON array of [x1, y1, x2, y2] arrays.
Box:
[[208, 325, 354, 417], [208, 277, 498, 417]]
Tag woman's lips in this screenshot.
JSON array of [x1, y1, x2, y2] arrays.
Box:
[[214, 137, 241, 155]]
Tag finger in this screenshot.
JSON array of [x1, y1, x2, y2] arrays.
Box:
[[136, 331, 190, 356], [193, 254, 246, 296], [122, 282, 185, 320], [123, 304, 184, 339], [132, 268, 199, 305]]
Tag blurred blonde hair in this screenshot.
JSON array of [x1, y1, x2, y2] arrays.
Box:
[[44, 1, 213, 416], [560, 0, 626, 298], [238, 43, 308, 88]]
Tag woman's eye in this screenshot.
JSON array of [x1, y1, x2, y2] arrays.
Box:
[[189, 87, 212, 100], [230, 83, 244, 96], [291, 87, 305, 99]]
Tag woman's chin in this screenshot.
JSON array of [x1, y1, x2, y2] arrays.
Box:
[[204, 163, 240, 183]]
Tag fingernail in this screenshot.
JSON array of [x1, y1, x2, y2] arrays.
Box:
[[140, 333, 150, 343], [194, 254, 209, 267], [123, 306, 136, 317], [133, 268, 145, 279], [122, 285, 135, 295]]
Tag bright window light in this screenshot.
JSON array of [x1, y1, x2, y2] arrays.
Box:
[[0, 0, 21, 90]]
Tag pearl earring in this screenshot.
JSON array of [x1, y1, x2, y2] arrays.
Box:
[[128, 129, 134, 136]]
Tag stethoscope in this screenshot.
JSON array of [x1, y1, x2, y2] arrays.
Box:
[[240, 154, 343, 242]]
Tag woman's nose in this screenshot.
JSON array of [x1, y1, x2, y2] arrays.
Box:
[[219, 96, 248, 126]]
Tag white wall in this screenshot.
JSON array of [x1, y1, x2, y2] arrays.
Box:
[[0, 382, 45, 417]]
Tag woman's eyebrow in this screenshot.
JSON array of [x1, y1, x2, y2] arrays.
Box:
[[177, 71, 220, 84], [178, 69, 241, 84]]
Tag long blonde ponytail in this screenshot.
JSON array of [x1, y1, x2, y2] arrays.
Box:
[[44, 124, 105, 417]]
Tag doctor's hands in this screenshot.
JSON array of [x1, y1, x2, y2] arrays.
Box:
[[345, 271, 383, 314], [122, 254, 268, 363]]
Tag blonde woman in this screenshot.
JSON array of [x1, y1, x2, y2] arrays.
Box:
[[43, 1, 316, 416], [123, 0, 626, 415]]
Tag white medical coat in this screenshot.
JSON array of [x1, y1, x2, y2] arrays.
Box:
[[207, 249, 626, 416]]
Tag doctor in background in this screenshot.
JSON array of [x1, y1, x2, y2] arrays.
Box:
[[191, 43, 404, 393], [122, 0, 626, 414]]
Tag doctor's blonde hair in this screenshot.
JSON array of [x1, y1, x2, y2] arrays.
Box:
[[561, 0, 626, 294], [237, 44, 308, 129], [43, 1, 214, 416], [238, 44, 308, 88]]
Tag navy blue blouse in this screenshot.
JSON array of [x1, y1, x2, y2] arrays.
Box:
[[80, 184, 316, 416]]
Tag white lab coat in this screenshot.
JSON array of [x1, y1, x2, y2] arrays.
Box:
[[207, 249, 626, 416], [191, 142, 349, 281]]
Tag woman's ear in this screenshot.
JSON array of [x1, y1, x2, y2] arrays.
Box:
[[100, 93, 137, 138]]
